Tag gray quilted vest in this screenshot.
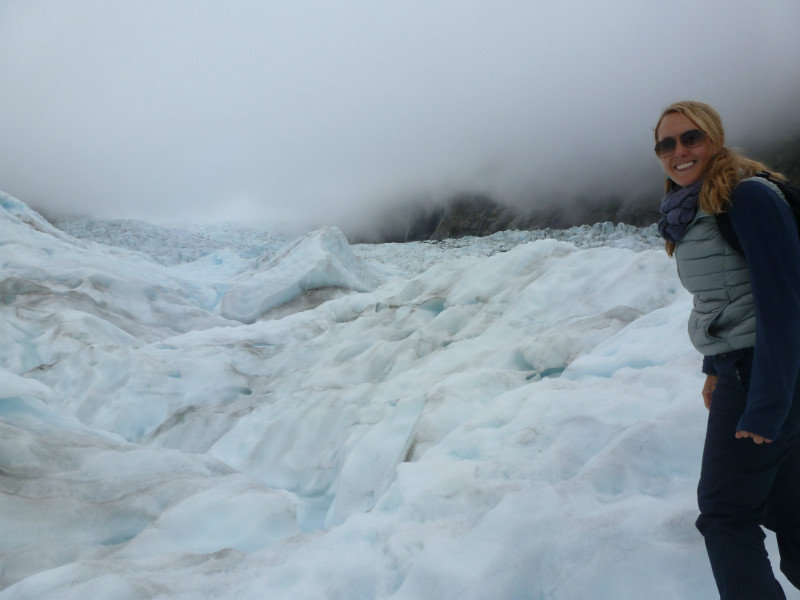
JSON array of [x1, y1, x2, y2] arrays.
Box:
[[673, 177, 787, 355], [674, 208, 756, 355]]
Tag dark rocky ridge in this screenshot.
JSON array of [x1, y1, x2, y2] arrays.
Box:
[[357, 131, 800, 243], [357, 188, 663, 244], [750, 132, 800, 187]]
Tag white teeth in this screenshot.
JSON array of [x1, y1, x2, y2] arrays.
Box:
[[675, 161, 695, 171]]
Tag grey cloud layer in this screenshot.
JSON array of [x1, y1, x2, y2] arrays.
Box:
[[1, 0, 799, 232]]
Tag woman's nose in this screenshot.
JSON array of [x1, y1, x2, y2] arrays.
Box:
[[672, 140, 689, 157]]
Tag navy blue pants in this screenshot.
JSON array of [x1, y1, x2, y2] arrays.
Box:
[[697, 348, 800, 599]]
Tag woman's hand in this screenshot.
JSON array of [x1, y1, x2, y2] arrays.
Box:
[[735, 430, 773, 444], [702, 375, 718, 410], [702, 375, 772, 443]]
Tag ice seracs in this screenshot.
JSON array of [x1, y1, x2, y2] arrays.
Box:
[[4, 191, 784, 600], [218, 226, 384, 323]]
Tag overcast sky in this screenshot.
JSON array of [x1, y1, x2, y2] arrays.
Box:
[[1, 0, 799, 233]]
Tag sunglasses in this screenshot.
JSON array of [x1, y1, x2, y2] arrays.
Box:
[[654, 129, 707, 157]]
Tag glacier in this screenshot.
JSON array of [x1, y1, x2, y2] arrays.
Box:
[[1, 190, 795, 599]]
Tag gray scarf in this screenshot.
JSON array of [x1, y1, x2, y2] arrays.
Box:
[[658, 180, 702, 243]]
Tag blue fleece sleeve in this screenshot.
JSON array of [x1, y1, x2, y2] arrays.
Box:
[[702, 355, 717, 375], [728, 180, 800, 440]]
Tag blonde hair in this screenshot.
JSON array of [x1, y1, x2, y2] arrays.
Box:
[[654, 100, 784, 255]]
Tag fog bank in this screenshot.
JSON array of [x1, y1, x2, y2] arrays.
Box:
[[1, 0, 798, 233]]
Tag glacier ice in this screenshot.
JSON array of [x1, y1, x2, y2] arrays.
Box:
[[1, 192, 793, 599]]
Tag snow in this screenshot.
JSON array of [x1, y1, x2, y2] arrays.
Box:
[[219, 226, 384, 323], [1, 190, 796, 599], [53, 217, 291, 266]]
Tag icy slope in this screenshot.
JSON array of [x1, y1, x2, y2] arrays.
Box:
[[2, 192, 787, 599], [53, 216, 291, 266], [1, 192, 233, 345], [219, 226, 384, 323]]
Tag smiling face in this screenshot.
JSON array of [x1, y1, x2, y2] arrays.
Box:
[[656, 112, 717, 187]]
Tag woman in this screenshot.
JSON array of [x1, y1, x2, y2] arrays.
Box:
[[655, 100, 800, 599]]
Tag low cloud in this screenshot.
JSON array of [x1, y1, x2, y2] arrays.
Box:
[[1, 0, 798, 233]]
